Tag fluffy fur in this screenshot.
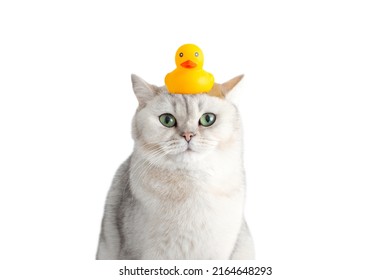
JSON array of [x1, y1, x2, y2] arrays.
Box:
[[96, 75, 255, 259]]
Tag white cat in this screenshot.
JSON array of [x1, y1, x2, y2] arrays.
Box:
[[96, 74, 255, 259]]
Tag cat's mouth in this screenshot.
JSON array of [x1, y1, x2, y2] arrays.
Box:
[[180, 144, 196, 154], [185, 145, 194, 152], [163, 140, 206, 156]]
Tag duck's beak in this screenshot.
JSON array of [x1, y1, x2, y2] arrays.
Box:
[[181, 60, 197, 69]]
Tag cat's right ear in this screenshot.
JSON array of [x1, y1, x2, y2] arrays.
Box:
[[131, 74, 159, 106]]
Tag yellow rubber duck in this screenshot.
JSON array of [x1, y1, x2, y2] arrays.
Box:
[[165, 44, 214, 94]]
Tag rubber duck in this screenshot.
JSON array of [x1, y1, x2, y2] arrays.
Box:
[[165, 44, 214, 94]]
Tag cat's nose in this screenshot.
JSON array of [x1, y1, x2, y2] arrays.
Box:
[[182, 132, 195, 142]]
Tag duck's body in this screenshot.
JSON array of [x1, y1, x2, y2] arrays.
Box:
[[165, 68, 214, 94], [165, 44, 214, 94]]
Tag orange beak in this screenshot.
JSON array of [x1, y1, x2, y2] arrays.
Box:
[[180, 60, 197, 69]]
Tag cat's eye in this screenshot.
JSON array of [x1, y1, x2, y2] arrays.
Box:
[[179, 52, 184, 57], [159, 114, 176, 128], [195, 52, 199, 57], [199, 113, 216, 127]]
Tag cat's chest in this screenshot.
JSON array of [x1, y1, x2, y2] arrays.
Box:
[[129, 161, 245, 259], [135, 192, 243, 259]]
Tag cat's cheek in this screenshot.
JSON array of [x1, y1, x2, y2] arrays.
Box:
[[205, 122, 234, 142], [135, 113, 167, 143]]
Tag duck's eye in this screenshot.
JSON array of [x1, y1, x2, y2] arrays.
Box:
[[199, 113, 216, 127], [179, 52, 184, 57], [159, 114, 176, 128], [194, 52, 199, 57]]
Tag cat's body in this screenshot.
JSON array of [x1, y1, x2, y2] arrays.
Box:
[[96, 75, 254, 260]]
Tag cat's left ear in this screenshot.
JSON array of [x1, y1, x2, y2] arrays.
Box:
[[131, 74, 160, 107], [208, 75, 244, 100]]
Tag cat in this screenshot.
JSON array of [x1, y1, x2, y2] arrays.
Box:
[[96, 74, 255, 259]]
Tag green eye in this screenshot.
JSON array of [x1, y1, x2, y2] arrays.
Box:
[[199, 113, 216, 127], [159, 113, 176, 128]]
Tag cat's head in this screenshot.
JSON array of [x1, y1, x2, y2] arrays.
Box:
[[131, 74, 244, 168]]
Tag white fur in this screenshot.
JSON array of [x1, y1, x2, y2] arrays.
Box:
[[96, 75, 255, 259]]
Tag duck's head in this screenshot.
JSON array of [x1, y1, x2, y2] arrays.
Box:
[[175, 44, 204, 70]]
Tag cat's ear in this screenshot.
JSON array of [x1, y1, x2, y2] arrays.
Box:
[[131, 74, 159, 106], [221, 74, 244, 97], [208, 75, 244, 100]]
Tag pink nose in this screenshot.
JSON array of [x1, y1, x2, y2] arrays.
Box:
[[182, 132, 195, 142]]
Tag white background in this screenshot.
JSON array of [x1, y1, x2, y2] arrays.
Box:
[[0, 0, 389, 279]]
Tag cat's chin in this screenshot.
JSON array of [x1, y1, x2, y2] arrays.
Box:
[[165, 148, 210, 166]]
